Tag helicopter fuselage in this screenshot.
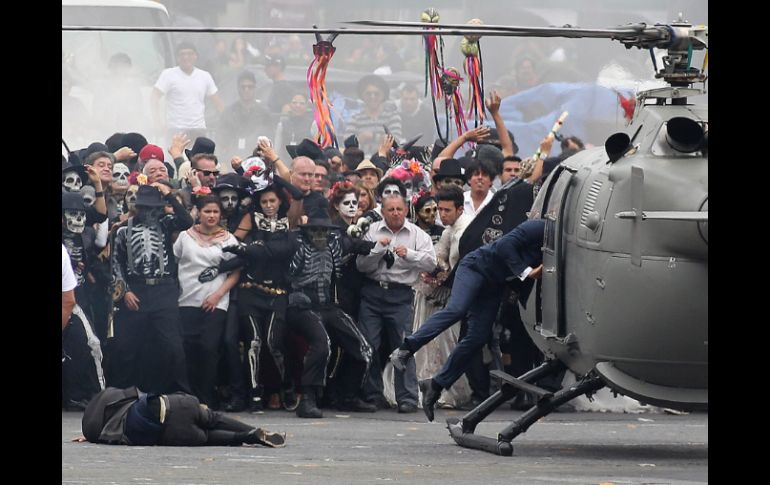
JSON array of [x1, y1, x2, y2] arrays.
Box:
[[522, 99, 707, 411]]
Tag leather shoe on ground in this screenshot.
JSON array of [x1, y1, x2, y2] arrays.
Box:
[[397, 402, 418, 413], [419, 379, 442, 422], [338, 397, 377, 413], [389, 347, 412, 372], [245, 428, 286, 448]]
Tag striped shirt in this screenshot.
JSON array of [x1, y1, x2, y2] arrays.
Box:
[[345, 102, 403, 157]]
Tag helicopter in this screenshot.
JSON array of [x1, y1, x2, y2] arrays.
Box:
[[351, 16, 708, 456], [63, 11, 707, 457]]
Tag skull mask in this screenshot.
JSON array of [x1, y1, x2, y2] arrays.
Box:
[[62, 170, 83, 192], [139, 206, 165, 223], [112, 163, 130, 190], [63, 209, 86, 233], [417, 200, 438, 226], [218, 189, 239, 212], [80, 185, 96, 207], [306, 227, 329, 250], [124, 185, 139, 212], [242, 157, 273, 191], [382, 184, 402, 198], [337, 193, 358, 219]]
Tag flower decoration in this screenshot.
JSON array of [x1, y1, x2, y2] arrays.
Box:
[[329, 180, 353, 198], [128, 172, 147, 186], [408, 159, 422, 175], [193, 186, 212, 196], [410, 187, 430, 207], [245, 164, 264, 177]]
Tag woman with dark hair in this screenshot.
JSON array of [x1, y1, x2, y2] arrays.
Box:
[[213, 183, 299, 412], [173, 195, 241, 408], [328, 180, 359, 227]]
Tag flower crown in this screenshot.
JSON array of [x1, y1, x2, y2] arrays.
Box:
[[410, 187, 431, 207], [192, 186, 212, 196], [329, 180, 354, 198], [128, 172, 148, 186]]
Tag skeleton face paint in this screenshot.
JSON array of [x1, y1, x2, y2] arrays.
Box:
[[112, 163, 130, 189], [418, 200, 438, 226], [218, 189, 239, 212], [124, 185, 139, 212], [62, 170, 83, 192], [382, 184, 401, 198], [140, 206, 164, 222], [337, 193, 358, 219], [307, 227, 329, 250], [63, 209, 86, 233], [80, 185, 96, 207]]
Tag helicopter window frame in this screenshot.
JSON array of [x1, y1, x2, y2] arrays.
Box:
[[542, 169, 573, 254]]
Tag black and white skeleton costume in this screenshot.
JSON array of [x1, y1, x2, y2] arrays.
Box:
[[286, 219, 374, 417], [110, 185, 193, 395], [62, 192, 105, 409]]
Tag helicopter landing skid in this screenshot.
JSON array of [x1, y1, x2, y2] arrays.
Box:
[[446, 361, 605, 456]]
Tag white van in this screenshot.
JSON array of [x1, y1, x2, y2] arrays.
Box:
[[62, 0, 175, 146]]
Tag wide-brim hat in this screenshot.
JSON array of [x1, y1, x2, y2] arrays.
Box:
[[62, 191, 86, 211], [212, 173, 250, 198], [186, 136, 216, 161], [134, 185, 167, 207], [286, 138, 325, 163], [298, 216, 340, 230], [355, 159, 383, 179], [357, 74, 390, 100], [61, 160, 89, 180], [121, 132, 149, 155], [433, 158, 465, 182]]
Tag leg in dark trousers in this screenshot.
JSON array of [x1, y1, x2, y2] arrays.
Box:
[[286, 308, 331, 390], [180, 307, 226, 407], [139, 305, 190, 395], [320, 307, 373, 398], [221, 294, 246, 404], [62, 312, 102, 406]]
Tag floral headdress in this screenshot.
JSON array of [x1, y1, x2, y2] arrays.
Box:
[[128, 172, 147, 186], [192, 186, 212, 196]]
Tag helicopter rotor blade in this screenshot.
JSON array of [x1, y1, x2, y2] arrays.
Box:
[[347, 19, 660, 41]]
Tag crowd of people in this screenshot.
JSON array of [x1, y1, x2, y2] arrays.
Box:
[[62, 41, 588, 425]]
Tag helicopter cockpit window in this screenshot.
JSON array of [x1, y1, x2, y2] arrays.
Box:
[[651, 121, 707, 157]]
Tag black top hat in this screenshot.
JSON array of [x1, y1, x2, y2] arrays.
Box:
[[357, 74, 390, 100], [433, 158, 465, 182], [298, 214, 340, 230], [286, 138, 325, 163], [62, 191, 86, 211], [212, 173, 249, 198], [186, 137, 216, 161], [61, 160, 89, 180], [323, 146, 343, 160], [134, 185, 167, 207], [344, 134, 359, 149], [105, 132, 126, 153], [122, 132, 149, 155]]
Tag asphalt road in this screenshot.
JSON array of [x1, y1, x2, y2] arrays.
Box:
[[62, 407, 707, 485]]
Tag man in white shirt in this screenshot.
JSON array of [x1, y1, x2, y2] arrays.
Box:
[[463, 159, 496, 219], [356, 194, 436, 412], [152, 42, 224, 142], [434, 186, 473, 274]]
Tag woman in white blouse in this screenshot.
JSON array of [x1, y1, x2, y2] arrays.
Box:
[[173, 195, 240, 408]]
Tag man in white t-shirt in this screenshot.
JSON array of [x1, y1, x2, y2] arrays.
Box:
[[152, 42, 225, 142], [62, 243, 77, 330]]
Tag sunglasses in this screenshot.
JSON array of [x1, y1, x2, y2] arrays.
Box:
[[196, 169, 220, 177]]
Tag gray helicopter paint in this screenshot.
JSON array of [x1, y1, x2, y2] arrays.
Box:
[[522, 96, 708, 410]]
